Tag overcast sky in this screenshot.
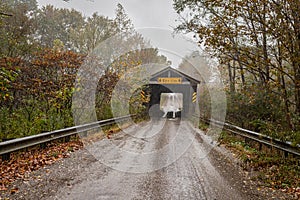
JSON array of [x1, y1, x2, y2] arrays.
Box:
[[37, 0, 199, 67]]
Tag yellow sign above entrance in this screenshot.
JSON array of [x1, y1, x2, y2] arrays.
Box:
[[158, 77, 182, 84]]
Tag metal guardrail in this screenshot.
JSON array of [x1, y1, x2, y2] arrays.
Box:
[[197, 116, 300, 157], [0, 115, 134, 160], [2, 114, 298, 160]]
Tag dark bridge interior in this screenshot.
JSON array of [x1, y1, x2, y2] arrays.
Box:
[[144, 67, 200, 118]]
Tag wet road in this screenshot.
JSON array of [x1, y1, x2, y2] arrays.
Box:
[[49, 119, 250, 200]]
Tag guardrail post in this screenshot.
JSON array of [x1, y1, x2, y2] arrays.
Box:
[[40, 142, 47, 149], [284, 151, 288, 158], [258, 143, 262, 151], [244, 137, 250, 144], [2, 153, 10, 161], [0, 115, 135, 161], [64, 136, 71, 142], [80, 131, 87, 137]]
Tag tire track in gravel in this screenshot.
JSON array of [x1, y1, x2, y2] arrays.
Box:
[[3, 119, 293, 200], [139, 119, 246, 200]]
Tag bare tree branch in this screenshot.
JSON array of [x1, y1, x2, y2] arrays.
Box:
[[0, 12, 13, 17]]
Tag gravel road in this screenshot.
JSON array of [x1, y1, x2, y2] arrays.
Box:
[[3, 119, 292, 200]]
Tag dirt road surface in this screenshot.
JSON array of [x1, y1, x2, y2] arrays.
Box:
[[2, 119, 291, 200]]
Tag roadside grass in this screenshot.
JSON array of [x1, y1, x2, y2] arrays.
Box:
[[0, 119, 140, 194], [198, 121, 209, 132], [218, 131, 300, 194], [83, 120, 139, 142], [0, 119, 137, 193]]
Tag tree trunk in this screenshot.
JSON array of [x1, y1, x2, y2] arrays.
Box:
[[227, 62, 235, 93]]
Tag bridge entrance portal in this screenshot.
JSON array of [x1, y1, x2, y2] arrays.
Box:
[[145, 67, 200, 118]]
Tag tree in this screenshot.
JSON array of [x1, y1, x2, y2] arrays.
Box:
[[70, 13, 114, 53], [114, 3, 134, 34], [34, 5, 85, 50], [0, 0, 38, 57], [0, 48, 85, 139], [173, 0, 300, 132], [178, 51, 211, 82]]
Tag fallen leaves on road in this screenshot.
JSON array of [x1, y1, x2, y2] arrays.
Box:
[[218, 133, 300, 199], [0, 140, 83, 192]]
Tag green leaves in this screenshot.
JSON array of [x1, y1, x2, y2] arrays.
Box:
[[0, 49, 85, 139], [174, 0, 300, 132], [0, 67, 18, 101]]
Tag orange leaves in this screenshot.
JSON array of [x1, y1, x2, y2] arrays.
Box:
[[0, 140, 83, 193], [0, 48, 86, 112], [10, 187, 19, 194]]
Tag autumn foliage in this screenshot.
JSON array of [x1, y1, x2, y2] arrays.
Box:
[[0, 1, 169, 140], [0, 140, 83, 192], [0, 49, 86, 140], [174, 0, 300, 145]]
